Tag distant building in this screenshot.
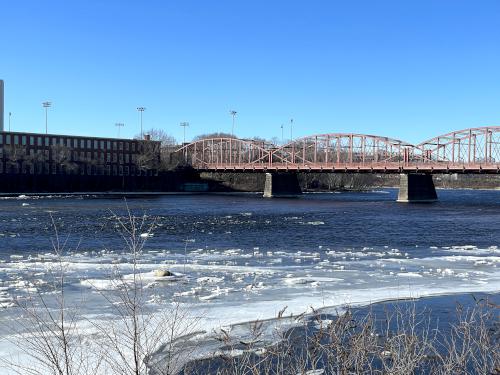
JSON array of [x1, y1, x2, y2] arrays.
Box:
[[0, 131, 160, 177]]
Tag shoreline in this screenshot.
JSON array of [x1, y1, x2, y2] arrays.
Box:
[[152, 290, 500, 373], [1, 185, 499, 198]]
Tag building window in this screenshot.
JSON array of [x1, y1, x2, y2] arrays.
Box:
[[22, 136, 27, 146], [44, 137, 49, 146], [6, 135, 11, 145], [30, 136, 34, 146]]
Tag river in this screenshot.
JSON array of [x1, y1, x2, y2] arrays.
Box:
[[0, 189, 498, 371]]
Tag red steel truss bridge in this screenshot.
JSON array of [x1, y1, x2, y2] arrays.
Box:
[[176, 126, 500, 174]]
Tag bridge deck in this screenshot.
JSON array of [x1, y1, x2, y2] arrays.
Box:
[[193, 163, 500, 173]]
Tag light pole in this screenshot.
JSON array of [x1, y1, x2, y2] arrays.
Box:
[[42, 101, 52, 134], [290, 118, 293, 141], [8, 112, 11, 131], [115, 122, 124, 138], [137, 107, 146, 139], [229, 110, 237, 136], [180, 122, 189, 144], [280, 124, 284, 144]]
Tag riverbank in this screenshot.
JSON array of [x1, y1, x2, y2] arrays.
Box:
[[158, 292, 499, 374]]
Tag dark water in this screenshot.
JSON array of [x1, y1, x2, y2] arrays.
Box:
[[0, 189, 498, 258]]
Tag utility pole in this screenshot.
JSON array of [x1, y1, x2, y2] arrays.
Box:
[[42, 101, 52, 134], [229, 110, 237, 136], [115, 122, 124, 138], [180, 122, 189, 144], [137, 107, 146, 139], [290, 118, 293, 141]]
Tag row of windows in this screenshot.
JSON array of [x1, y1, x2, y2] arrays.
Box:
[[0, 134, 142, 152], [0, 162, 155, 176], [0, 149, 138, 164]]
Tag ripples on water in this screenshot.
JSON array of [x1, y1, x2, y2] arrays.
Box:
[[0, 189, 498, 328]]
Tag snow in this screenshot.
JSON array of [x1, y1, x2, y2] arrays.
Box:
[[0, 244, 499, 374]]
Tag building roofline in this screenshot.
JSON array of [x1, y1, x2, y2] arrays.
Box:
[[0, 130, 159, 143]]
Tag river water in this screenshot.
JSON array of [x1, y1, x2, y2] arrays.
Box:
[[0, 189, 499, 370]]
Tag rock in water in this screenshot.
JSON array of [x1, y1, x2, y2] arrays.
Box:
[[155, 269, 173, 277]]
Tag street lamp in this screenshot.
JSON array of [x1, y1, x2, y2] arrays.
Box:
[[42, 101, 52, 134], [280, 124, 284, 144], [137, 107, 146, 139], [115, 122, 124, 138], [8, 112, 11, 132], [290, 118, 293, 141], [229, 110, 237, 136], [180, 122, 189, 144]]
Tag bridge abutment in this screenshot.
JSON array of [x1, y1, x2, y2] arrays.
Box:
[[397, 173, 437, 202], [263, 173, 302, 198]]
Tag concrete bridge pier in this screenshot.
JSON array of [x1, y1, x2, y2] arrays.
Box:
[[397, 173, 437, 202], [263, 172, 302, 198]]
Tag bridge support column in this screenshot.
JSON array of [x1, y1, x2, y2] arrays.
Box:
[[397, 173, 437, 203], [263, 173, 302, 198]]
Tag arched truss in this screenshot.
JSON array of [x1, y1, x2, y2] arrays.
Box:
[[417, 126, 500, 165], [175, 138, 272, 169], [271, 133, 416, 167], [176, 128, 500, 172]]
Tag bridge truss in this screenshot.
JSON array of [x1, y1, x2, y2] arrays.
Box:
[[176, 126, 500, 173]]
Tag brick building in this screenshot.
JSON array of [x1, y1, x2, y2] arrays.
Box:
[[0, 131, 160, 177]]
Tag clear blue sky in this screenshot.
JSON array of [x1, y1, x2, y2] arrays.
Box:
[[1, 0, 499, 144]]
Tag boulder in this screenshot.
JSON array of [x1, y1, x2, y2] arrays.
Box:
[[155, 269, 174, 277]]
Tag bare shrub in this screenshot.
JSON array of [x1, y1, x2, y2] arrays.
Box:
[[0, 215, 102, 375], [183, 298, 499, 375]]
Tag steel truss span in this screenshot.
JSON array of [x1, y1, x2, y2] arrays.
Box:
[[176, 127, 500, 173]]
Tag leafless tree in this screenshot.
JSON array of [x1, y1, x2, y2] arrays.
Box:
[[192, 132, 236, 141]]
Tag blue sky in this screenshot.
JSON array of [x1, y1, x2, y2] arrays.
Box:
[[1, 0, 499, 144]]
